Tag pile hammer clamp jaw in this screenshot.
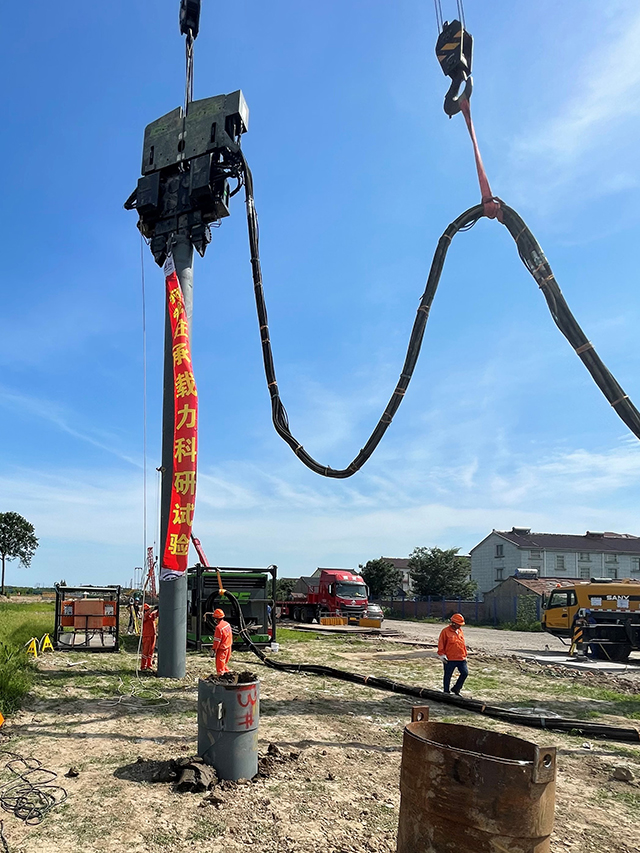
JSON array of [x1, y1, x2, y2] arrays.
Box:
[[436, 19, 473, 117], [180, 0, 201, 39], [124, 91, 249, 266]]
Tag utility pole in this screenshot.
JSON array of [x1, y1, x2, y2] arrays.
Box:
[[125, 0, 248, 678]]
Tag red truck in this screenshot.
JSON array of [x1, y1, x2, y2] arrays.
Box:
[[276, 569, 369, 623]]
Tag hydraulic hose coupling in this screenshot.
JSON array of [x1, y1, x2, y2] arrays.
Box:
[[436, 19, 473, 117], [216, 569, 226, 598]]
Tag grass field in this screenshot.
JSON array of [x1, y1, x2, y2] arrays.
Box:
[[0, 600, 54, 716]]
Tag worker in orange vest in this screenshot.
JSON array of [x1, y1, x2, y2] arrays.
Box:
[[210, 608, 233, 675], [437, 613, 468, 694], [141, 603, 159, 671]]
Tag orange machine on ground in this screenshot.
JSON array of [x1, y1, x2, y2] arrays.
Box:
[[54, 584, 121, 652]]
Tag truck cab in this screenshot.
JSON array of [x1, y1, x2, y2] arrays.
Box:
[[542, 587, 579, 638], [321, 570, 368, 619], [284, 569, 369, 623]]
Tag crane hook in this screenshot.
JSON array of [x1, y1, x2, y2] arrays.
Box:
[[435, 19, 473, 117]]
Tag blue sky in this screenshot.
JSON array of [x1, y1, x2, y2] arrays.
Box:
[[2, 0, 640, 587]]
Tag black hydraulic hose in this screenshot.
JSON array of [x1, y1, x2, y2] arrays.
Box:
[[234, 156, 640, 741], [242, 152, 483, 478], [254, 648, 640, 742], [241, 157, 640, 474], [499, 201, 640, 437], [222, 590, 639, 743]]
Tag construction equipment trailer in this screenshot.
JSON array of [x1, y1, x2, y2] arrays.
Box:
[[542, 579, 640, 661], [276, 569, 369, 624], [54, 584, 121, 652], [187, 536, 276, 650]]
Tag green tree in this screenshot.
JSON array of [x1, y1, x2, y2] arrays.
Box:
[[359, 558, 402, 598], [269, 577, 297, 600], [408, 547, 476, 600], [0, 512, 39, 597], [516, 595, 540, 629]]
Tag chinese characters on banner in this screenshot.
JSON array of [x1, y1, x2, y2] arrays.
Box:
[[161, 254, 198, 581]]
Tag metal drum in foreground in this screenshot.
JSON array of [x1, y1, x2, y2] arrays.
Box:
[[397, 707, 556, 853], [197, 676, 259, 781]]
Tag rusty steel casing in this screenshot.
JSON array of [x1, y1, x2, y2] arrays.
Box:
[[397, 708, 556, 853]]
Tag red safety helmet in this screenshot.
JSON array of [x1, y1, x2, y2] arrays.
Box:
[[450, 613, 465, 625], [143, 603, 151, 611], [212, 608, 225, 619]]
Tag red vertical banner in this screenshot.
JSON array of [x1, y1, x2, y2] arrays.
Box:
[[161, 254, 198, 580]]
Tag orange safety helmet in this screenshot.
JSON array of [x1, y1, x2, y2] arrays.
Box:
[[143, 603, 151, 611], [450, 613, 465, 625], [212, 608, 225, 619]]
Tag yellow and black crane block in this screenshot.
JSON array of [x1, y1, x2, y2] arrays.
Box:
[[436, 22, 471, 73], [435, 19, 474, 116]]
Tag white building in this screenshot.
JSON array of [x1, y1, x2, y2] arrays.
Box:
[[381, 558, 412, 596], [471, 527, 640, 595]]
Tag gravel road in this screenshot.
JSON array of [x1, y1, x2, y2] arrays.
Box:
[[386, 619, 575, 656], [385, 619, 640, 671]]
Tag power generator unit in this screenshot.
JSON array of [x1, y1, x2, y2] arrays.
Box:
[[187, 565, 277, 651], [54, 584, 121, 652]]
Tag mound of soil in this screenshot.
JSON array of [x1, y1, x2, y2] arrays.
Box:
[[203, 670, 258, 685], [115, 755, 217, 792]]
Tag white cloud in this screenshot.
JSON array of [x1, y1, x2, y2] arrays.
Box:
[[0, 468, 143, 545], [4, 330, 640, 588], [503, 10, 640, 209], [193, 439, 640, 574], [0, 386, 142, 468], [3, 431, 640, 587]]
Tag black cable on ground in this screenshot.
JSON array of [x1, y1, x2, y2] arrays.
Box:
[[0, 820, 9, 853], [0, 751, 67, 826], [241, 155, 640, 475], [221, 589, 640, 743]]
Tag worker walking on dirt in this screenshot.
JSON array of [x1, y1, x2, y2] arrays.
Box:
[[437, 613, 468, 695], [141, 603, 159, 671], [209, 608, 233, 675]]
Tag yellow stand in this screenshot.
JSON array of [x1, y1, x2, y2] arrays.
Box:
[[40, 634, 54, 653], [25, 638, 38, 659]]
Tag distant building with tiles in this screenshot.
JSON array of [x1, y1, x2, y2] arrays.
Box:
[[471, 527, 640, 595], [482, 574, 578, 624]]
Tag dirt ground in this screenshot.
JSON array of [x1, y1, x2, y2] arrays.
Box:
[[1, 628, 640, 853]]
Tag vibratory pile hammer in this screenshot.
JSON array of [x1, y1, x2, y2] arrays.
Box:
[[124, 90, 248, 264]]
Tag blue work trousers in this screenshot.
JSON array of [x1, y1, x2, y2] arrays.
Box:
[[443, 659, 468, 693]]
